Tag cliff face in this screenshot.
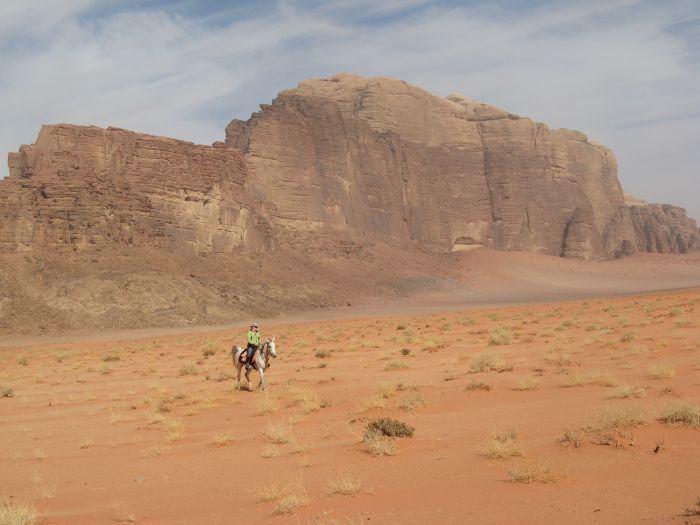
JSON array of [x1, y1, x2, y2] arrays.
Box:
[[226, 74, 697, 259], [2, 73, 698, 261], [2, 124, 254, 254]]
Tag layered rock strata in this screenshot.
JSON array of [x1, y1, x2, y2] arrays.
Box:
[[2, 74, 698, 260]]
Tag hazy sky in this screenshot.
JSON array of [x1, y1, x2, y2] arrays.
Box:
[[1, 0, 698, 219]]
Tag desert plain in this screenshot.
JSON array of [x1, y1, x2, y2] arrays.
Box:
[[1, 255, 699, 525]]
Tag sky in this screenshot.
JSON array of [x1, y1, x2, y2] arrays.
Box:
[[1, 0, 698, 219]]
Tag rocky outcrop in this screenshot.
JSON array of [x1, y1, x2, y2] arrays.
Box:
[[226, 74, 696, 259], [2, 124, 253, 254], [2, 74, 697, 261], [628, 202, 699, 254]]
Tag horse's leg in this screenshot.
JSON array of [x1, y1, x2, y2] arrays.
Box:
[[236, 362, 242, 390], [258, 368, 265, 391]]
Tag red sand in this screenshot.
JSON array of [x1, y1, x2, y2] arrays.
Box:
[[1, 287, 699, 524]]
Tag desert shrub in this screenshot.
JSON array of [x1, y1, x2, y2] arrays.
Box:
[[658, 401, 700, 428], [397, 391, 428, 411], [202, 349, 216, 357], [314, 350, 329, 358], [17, 356, 29, 366], [508, 460, 558, 484], [362, 432, 397, 456], [400, 348, 411, 356], [469, 352, 510, 373], [597, 406, 648, 429], [0, 500, 41, 525], [178, 364, 198, 376], [648, 363, 676, 379], [384, 360, 408, 371], [103, 354, 120, 362], [365, 418, 414, 438], [610, 385, 646, 399], [466, 380, 491, 391], [325, 471, 362, 496], [489, 327, 513, 346], [1, 386, 13, 398], [483, 431, 521, 459], [512, 375, 540, 391], [620, 331, 635, 343], [396, 325, 406, 330]]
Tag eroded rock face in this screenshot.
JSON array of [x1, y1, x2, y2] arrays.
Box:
[[2, 74, 698, 260], [2, 125, 253, 254], [226, 74, 696, 259]]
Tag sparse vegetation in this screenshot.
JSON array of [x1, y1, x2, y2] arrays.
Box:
[[0, 500, 42, 525], [610, 385, 646, 399], [483, 431, 521, 459], [489, 326, 513, 346], [597, 406, 649, 429], [1, 386, 13, 398], [263, 421, 292, 444], [468, 352, 510, 373], [365, 418, 414, 438], [208, 433, 234, 446], [255, 394, 276, 415], [508, 460, 558, 484], [648, 363, 676, 379], [397, 391, 428, 411], [178, 364, 198, 376], [384, 360, 408, 370], [363, 432, 398, 456], [658, 401, 700, 428], [325, 471, 362, 496], [466, 380, 491, 391], [512, 375, 540, 390]]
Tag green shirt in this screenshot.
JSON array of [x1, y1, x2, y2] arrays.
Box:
[[247, 330, 261, 346]]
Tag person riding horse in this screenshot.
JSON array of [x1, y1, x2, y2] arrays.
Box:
[[245, 322, 261, 370]]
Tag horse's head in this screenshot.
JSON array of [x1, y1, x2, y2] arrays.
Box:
[[267, 337, 277, 358]]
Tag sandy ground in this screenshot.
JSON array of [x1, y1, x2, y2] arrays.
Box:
[[1, 288, 699, 524]]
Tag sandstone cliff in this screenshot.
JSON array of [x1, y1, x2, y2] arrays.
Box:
[[1, 74, 698, 333], [226, 74, 698, 259]]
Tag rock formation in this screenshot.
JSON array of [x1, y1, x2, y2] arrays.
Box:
[[2, 73, 698, 261]]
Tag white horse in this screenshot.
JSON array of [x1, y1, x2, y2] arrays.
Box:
[[231, 338, 277, 391]]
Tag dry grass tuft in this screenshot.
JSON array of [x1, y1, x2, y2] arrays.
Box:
[[468, 352, 510, 373], [112, 502, 136, 523], [255, 394, 276, 416], [597, 406, 649, 429], [512, 375, 541, 391], [208, 433, 234, 447], [384, 360, 408, 371], [658, 401, 700, 428], [363, 432, 398, 456], [648, 363, 676, 379], [0, 500, 42, 525], [288, 388, 325, 414], [259, 479, 309, 515], [325, 471, 362, 496], [610, 385, 646, 399], [165, 419, 184, 441], [465, 380, 491, 391], [397, 391, 428, 411], [489, 327, 513, 346], [562, 370, 619, 388], [483, 431, 521, 459], [263, 421, 293, 444], [507, 460, 558, 484]]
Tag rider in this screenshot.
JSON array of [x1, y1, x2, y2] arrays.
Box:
[[245, 322, 261, 370]]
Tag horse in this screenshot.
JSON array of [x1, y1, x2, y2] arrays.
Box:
[[231, 338, 277, 391]]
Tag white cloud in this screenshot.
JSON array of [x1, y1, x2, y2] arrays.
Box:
[[0, 0, 698, 219]]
